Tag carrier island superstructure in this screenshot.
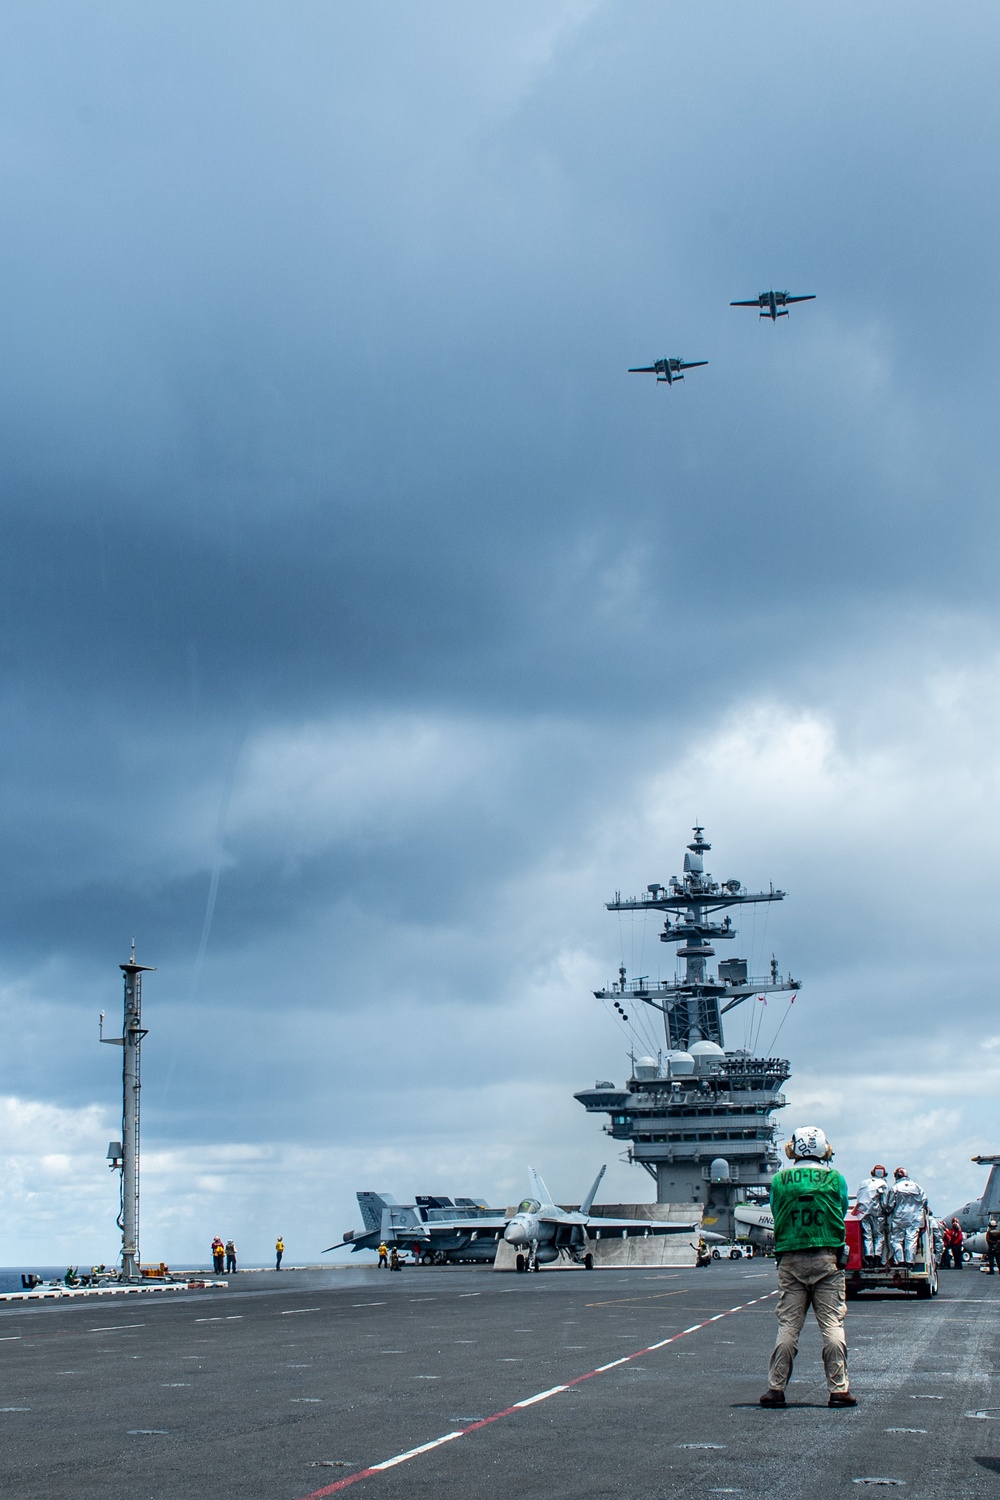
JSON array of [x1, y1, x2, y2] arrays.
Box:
[[575, 828, 799, 1238]]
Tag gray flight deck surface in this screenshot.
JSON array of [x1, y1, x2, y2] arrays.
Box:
[[0, 1264, 997, 1499]]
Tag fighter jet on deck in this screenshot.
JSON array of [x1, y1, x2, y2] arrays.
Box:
[[949, 1154, 1000, 1235], [627, 356, 708, 385], [730, 290, 816, 321], [504, 1165, 699, 1272], [324, 1191, 506, 1264]]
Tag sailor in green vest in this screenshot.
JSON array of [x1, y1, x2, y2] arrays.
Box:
[[760, 1124, 856, 1409]]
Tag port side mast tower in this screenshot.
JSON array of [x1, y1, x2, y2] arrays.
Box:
[[575, 828, 799, 1231]]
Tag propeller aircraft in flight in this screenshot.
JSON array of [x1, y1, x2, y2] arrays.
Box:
[[730, 289, 816, 321], [627, 355, 708, 386]]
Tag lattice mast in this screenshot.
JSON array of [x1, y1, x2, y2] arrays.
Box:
[[600, 826, 798, 1048]]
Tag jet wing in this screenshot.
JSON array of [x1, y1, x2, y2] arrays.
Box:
[[627, 366, 659, 373], [423, 1216, 507, 1234], [532, 1211, 699, 1237], [582, 1217, 699, 1238], [323, 1231, 380, 1253]]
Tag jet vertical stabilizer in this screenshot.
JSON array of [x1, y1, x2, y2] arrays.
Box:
[[527, 1166, 555, 1208], [357, 1191, 398, 1235], [580, 1165, 607, 1215]]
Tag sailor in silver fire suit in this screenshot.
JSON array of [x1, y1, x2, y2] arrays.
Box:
[[855, 1164, 889, 1263], [887, 1167, 928, 1265]]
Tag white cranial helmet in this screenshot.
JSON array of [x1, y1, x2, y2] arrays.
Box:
[[785, 1125, 833, 1161]]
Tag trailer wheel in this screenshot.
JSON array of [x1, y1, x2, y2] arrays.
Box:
[[515, 1254, 526, 1273], [916, 1280, 932, 1298], [729, 1247, 743, 1260], [583, 1253, 594, 1270]]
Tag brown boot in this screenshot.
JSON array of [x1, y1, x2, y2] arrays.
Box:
[[759, 1388, 786, 1407], [829, 1390, 858, 1407]]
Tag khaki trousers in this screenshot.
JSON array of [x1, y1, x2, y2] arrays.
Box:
[[767, 1250, 849, 1394]]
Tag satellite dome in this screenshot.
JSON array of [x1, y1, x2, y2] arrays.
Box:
[[689, 1040, 725, 1057], [665, 1050, 695, 1076], [633, 1056, 659, 1080]]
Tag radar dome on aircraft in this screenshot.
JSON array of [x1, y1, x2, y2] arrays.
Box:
[[665, 1050, 695, 1076]]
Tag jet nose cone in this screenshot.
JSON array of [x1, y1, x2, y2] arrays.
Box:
[[505, 1222, 527, 1246]]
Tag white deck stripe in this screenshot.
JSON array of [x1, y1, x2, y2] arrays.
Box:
[[513, 1385, 568, 1408], [371, 1433, 464, 1468]]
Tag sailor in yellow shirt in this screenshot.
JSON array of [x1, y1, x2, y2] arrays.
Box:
[[760, 1125, 856, 1410], [377, 1242, 389, 1268], [275, 1237, 284, 1271]]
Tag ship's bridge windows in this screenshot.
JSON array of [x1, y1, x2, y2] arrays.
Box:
[[518, 1199, 541, 1213]]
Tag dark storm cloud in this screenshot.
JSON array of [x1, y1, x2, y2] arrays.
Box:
[[0, 0, 995, 738]]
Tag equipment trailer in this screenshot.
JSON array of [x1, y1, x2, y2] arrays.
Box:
[[844, 1205, 939, 1298]]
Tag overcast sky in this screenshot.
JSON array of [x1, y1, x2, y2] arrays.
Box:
[[2, 1, 1000, 1264]]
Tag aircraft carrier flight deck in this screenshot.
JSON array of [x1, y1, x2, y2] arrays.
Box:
[[1, 1262, 996, 1500]]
